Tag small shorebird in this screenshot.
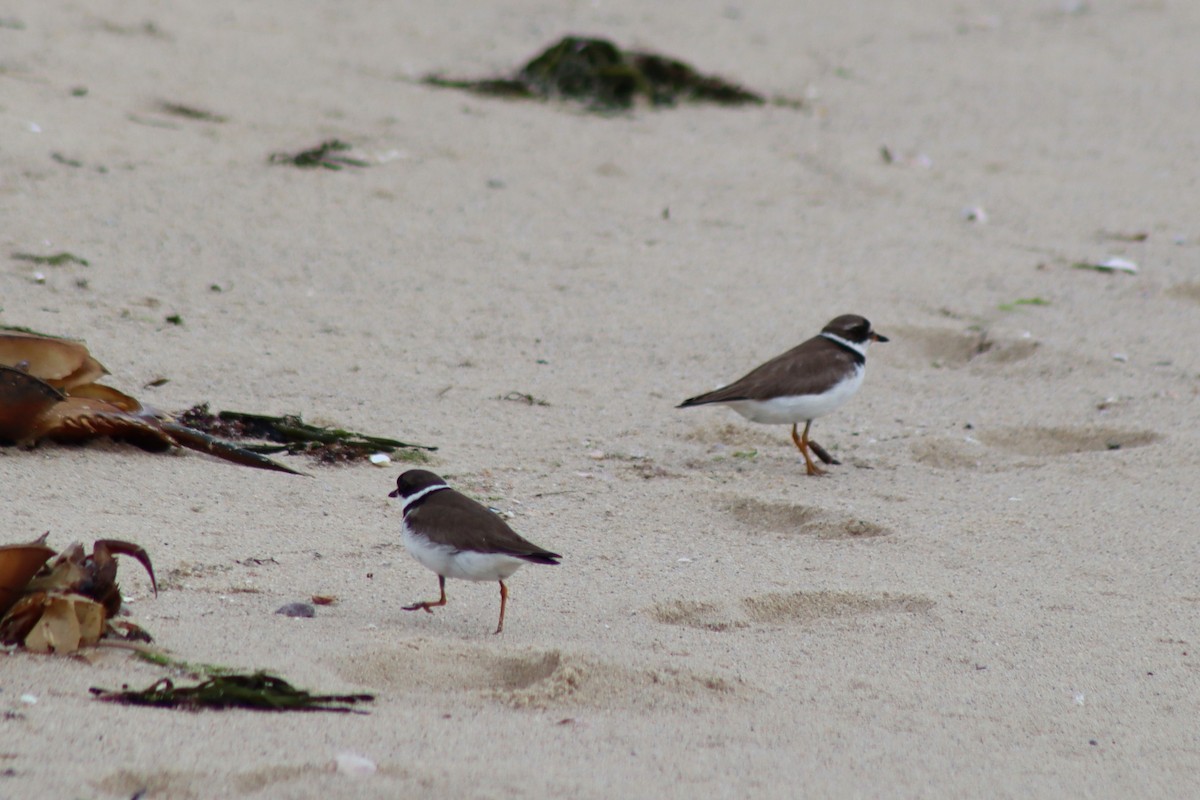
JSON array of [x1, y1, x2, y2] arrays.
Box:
[[677, 314, 888, 475], [388, 469, 561, 633]]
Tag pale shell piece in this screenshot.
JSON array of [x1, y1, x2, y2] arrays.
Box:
[[20, 593, 105, 654], [335, 752, 377, 777], [1098, 257, 1138, 273], [368, 453, 391, 466]]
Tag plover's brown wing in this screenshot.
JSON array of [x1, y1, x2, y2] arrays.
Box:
[[408, 494, 562, 564], [678, 335, 859, 406]]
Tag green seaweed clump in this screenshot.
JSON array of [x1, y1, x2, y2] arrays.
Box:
[[424, 35, 766, 111], [91, 672, 374, 713], [269, 139, 370, 170], [177, 404, 435, 464]]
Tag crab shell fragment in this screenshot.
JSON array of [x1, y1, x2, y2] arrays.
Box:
[[0, 331, 303, 474], [0, 332, 159, 448], [3, 592, 106, 654], [0, 538, 57, 615], [0, 537, 158, 654]]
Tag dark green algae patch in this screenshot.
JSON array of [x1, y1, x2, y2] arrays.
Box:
[[423, 35, 776, 111]]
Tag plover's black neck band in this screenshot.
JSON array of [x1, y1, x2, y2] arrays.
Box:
[[402, 483, 450, 515], [820, 332, 866, 365]]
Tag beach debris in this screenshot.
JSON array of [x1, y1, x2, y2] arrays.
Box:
[[0, 535, 157, 654], [500, 391, 550, 406], [368, 452, 391, 467], [0, 536, 56, 615], [176, 405, 435, 464], [1073, 257, 1138, 274], [335, 752, 378, 777], [275, 602, 315, 618], [0, 329, 304, 475], [998, 297, 1050, 311], [311, 594, 337, 605], [423, 35, 768, 111], [269, 139, 370, 170], [879, 145, 932, 168], [90, 672, 374, 713], [11, 251, 89, 267], [1098, 230, 1148, 243], [960, 206, 988, 223], [155, 101, 227, 123], [51, 152, 85, 168]]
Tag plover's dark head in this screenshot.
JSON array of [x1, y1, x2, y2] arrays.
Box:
[[389, 469, 448, 499], [823, 314, 889, 345]]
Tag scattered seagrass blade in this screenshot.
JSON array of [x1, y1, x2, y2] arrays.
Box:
[[177, 406, 437, 464]]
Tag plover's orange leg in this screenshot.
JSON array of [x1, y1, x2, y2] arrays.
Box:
[[808, 439, 841, 466], [791, 421, 826, 476], [494, 580, 509, 635], [404, 575, 448, 613]]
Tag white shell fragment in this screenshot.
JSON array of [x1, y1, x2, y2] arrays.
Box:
[[335, 752, 377, 777], [368, 453, 391, 466], [961, 206, 988, 223], [1098, 257, 1138, 273], [1077, 256, 1138, 274]]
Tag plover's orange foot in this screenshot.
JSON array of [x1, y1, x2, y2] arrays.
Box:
[[403, 602, 438, 613]]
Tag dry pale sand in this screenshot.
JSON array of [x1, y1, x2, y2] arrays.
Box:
[[3, 1, 1200, 797]]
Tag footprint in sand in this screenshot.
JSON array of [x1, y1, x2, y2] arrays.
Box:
[[978, 425, 1159, 457], [910, 425, 1159, 471], [1167, 282, 1200, 305], [886, 325, 1039, 369], [650, 591, 933, 632], [336, 642, 746, 709], [724, 496, 891, 540]]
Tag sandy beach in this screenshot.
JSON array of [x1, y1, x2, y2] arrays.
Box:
[[3, 1, 1200, 797]]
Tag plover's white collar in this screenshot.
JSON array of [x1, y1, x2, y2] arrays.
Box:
[[820, 331, 868, 360], [400, 482, 449, 515]]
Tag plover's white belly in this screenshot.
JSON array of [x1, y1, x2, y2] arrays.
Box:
[[725, 366, 864, 424], [402, 525, 528, 581]]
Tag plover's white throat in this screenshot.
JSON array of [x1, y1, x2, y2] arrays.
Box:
[[389, 469, 561, 633], [678, 314, 888, 475]]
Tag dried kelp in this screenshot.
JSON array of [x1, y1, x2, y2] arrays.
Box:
[[91, 672, 374, 713], [177, 405, 436, 464], [424, 35, 767, 111], [268, 139, 370, 170]]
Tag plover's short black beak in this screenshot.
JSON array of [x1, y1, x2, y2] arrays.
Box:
[[388, 487, 401, 498], [871, 332, 889, 343]]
